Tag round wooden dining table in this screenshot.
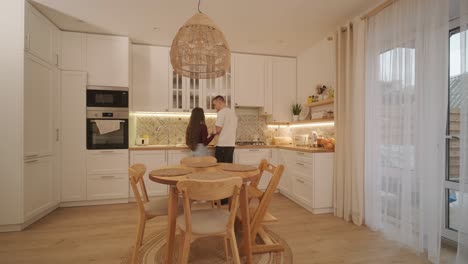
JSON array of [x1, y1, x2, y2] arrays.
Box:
[[149, 163, 260, 264]]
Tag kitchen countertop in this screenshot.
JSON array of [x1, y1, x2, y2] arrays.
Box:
[[129, 144, 334, 153]]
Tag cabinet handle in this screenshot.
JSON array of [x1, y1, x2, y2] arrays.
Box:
[[100, 175, 116, 179], [297, 152, 305, 155], [25, 154, 39, 158], [249, 149, 260, 152], [99, 150, 115, 153], [55, 54, 59, 66], [296, 162, 304, 166], [25, 159, 39, 163], [56, 128, 60, 142], [296, 178, 305, 183]]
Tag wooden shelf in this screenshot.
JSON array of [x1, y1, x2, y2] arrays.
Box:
[[304, 98, 334, 107], [267, 118, 334, 126]]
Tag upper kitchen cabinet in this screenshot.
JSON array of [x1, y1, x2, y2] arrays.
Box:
[[271, 57, 297, 122], [202, 62, 234, 112], [86, 34, 129, 87], [24, 54, 55, 158], [233, 53, 266, 107], [169, 67, 203, 112], [60, 31, 87, 71], [25, 2, 60, 66], [132, 45, 169, 112]]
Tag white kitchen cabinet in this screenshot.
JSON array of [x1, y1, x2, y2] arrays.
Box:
[[25, 2, 59, 66], [312, 153, 334, 210], [277, 149, 295, 195], [86, 150, 129, 175], [87, 173, 129, 200], [167, 149, 192, 165], [272, 57, 296, 122], [60, 31, 86, 71], [24, 156, 54, 221], [24, 54, 54, 158], [235, 148, 272, 190], [233, 53, 266, 107], [278, 149, 334, 214], [86, 150, 129, 201], [61, 71, 87, 202], [132, 45, 169, 112], [130, 150, 168, 197], [86, 34, 129, 87], [201, 71, 234, 113]]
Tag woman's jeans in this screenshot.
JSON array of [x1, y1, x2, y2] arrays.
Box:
[[192, 143, 208, 157]]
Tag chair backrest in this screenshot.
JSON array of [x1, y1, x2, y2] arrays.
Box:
[[250, 159, 284, 238], [177, 177, 243, 232], [129, 164, 149, 214], [180, 156, 217, 165], [250, 159, 269, 188]]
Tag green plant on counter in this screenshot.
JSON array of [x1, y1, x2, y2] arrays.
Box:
[[292, 103, 303, 115]]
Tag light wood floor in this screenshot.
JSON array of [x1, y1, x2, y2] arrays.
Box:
[[0, 194, 456, 264]]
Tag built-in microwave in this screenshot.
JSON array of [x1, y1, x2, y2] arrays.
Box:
[[86, 109, 128, 149], [87, 89, 128, 108]]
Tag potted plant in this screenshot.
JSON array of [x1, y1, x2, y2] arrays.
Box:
[[292, 103, 303, 121]]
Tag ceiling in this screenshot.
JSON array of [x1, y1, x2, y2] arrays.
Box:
[[31, 0, 378, 57]]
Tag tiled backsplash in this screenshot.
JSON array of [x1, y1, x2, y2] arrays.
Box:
[[133, 112, 334, 146]]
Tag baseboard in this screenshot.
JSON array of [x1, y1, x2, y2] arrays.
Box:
[[60, 198, 129, 207], [311, 207, 333, 214], [0, 224, 23, 233], [21, 204, 60, 230]]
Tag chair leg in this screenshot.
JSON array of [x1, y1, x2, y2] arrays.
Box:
[[228, 230, 241, 264], [179, 231, 191, 264], [223, 236, 230, 262], [132, 216, 146, 264]]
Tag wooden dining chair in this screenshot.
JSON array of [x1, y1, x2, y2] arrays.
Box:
[[128, 164, 178, 264], [180, 155, 222, 208], [180, 155, 217, 165], [243, 159, 285, 254], [176, 177, 243, 264]]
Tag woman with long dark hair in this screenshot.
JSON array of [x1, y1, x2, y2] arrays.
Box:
[[186, 107, 215, 156]]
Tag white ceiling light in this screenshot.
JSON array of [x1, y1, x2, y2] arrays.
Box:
[[169, 0, 230, 79]]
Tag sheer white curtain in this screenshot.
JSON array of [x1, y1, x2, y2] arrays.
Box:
[[364, 0, 448, 262], [456, 1, 468, 263]]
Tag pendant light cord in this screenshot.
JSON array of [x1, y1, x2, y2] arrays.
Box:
[[198, 0, 202, 13]]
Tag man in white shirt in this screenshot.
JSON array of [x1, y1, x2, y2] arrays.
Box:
[[211, 95, 238, 163]]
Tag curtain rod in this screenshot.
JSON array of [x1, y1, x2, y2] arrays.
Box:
[[361, 0, 396, 20]]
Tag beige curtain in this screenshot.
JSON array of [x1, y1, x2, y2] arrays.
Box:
[[334, 17, 366, 225]]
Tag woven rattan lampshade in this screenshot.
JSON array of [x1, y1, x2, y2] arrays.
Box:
[[170, 12, 230, 79]]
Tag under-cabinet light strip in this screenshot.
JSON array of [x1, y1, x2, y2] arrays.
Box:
[[267, 121, 334, 129], [132, 112, 217, 117]]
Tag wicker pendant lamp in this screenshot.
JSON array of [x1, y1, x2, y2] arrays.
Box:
[[170, 1, 230, 79]]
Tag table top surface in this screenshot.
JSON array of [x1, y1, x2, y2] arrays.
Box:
[[149, 163, 260, 185]]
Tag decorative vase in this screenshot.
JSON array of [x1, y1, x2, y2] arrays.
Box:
[[293, 115, 299, 121]]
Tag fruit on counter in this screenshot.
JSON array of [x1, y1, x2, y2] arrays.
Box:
[[324, 142, 334, 150]]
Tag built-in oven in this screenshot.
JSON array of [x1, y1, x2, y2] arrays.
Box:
[[87, 89, 128, 108], [86, 109, 129, 149]]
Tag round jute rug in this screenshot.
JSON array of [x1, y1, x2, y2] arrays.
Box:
[[121, 228, 293, 264]]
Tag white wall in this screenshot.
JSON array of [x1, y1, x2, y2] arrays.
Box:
[[0, 0, 25, 226], [297, 36, 336, 104]]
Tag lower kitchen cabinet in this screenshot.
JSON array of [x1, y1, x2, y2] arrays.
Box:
[[86, 150, 129, 201], [276, 149, 334, 214], [24, 156, 56, 221], [167, 149, 192, 165], [130, 150, 168, 197], [277, 149, 295, 195], [235, 148, 272, 190], [87, 173, 129, 200]]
